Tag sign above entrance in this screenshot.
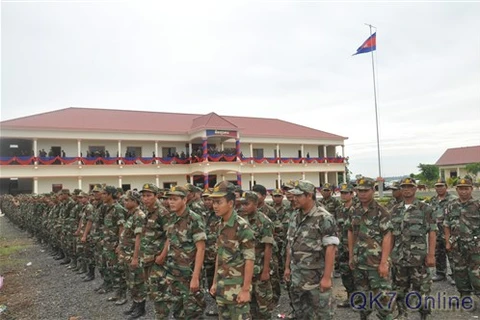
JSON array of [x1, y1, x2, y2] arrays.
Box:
[[206, 130, 237, 138]]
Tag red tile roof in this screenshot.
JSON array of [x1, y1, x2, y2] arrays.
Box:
[[1, 107, 346, 140], [435, 145, 480, 166]]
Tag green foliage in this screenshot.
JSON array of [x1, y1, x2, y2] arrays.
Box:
[[466, 163, 480, 178], [447, 177, 458, 187], [417, 163, 439, 184]]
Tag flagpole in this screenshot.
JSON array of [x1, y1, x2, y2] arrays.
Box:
[[364, 23, 383, 197]]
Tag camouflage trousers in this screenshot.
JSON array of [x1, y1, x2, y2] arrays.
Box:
[[352, 268, 394, 320], [204, 262, 216, 290], [250, 277, 274, 320], [103, 246, 126, 291], [217, 302, 251, 320], [165, 276, 206, 320], [147, 264, 173, 319], [435, 223, 455, 276], [290, 267, 334, 320], [450, 243, 480, 296], [94, 239, 106, 278], [270, 255, 281, 305], [393, 264, 432, 314], [123, 260, 147, 302], [339, 247, 355, 294]]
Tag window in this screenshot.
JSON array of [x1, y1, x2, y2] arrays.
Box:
[[125, 146, 141, 158], [162, 147, 176, 157], [253, 148, 264, 158], [122, 184, 131, 191], [163, 182, 177, 189], [52, 184, 62, 193]]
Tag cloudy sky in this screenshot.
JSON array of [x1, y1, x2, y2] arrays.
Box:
[[1, 1, 479, 178]]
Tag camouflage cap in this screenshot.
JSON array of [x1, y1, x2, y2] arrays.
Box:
[[202, 188, 212, 197], [456, 176, 473, 187], [209, 181, 236, 198], [60, 189, 71, 195], [166, 185, 188, 197], [73, 188, 82, 195], [240, 191, 259, 202], [322, 183, 332, 191], [390, 181, 401, 190], [77, 191, 89, 197], [140, 183, 157, 194], [339, 183, 353, 193], [434, 178, 447, 187], [289, 180, 316, 195], [92, 184, 103, 192], [282, 180, 296, 190], [104, 185, 117, 195], [185, 183, 202, 193], [271, 188, 283, 196], [125, 190, 142, 203], [355, 177, 376, 190], [400, 177, 417, 187]]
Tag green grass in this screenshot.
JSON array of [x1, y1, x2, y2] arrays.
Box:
[[0, 244, 29, 256]]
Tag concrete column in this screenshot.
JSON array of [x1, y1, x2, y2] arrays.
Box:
[[77, 139, 82, 157], [118, 141, 122, 157], [335, 172, 339, 186], [189, 143, 192, 157], [277, 172, 281, 188], [33, 139, 38, 165], [343, 171, 346, 183], [155, 141, 159, 164], [341, 145, 345, 158], [221, 143, 224, 151], [324, 172, 328, 184], [33, 177, 38, 194], [457, 167, 460, 177], [119, 176, 122, 188], [301, 144, 304, 158], [156, 175, 159, 187], [250, 143, 253, 158], [302, 172, 306, 180], [190, 175, 194, 184], [78, 177, 82, 190], [251, 173, 255, 186], [323, 145, 327, 158]]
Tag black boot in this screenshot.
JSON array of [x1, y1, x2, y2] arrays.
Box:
[[67, 258, 77, 269], [83, 266, 95, 282], [54, 250, 65, 260], [124, 302, 137, 315], [129, 300, 146, 319], [60, 256, 71, 265]]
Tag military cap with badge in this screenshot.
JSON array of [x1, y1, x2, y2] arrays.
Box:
[[289, 180, 317, 195]]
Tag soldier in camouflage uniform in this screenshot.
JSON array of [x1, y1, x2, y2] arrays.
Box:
[[284, 180, 338, 320], [271, 188, 288, 278], [346, 177, 394, 320], [185, 183, 207, 219], [90, 185, 108, 290], [80, 190, 98, 281], [386, 181, 402, 211], [139, 183, 171, 319], [119, 191, 147, 313], [209, 181, 255, 320], [444, 176, 480, 308], [252, 184, 283, 305], [429, 178, 457, 283], [67, 189, 83, 270], [336, 183, 356, 308], [160, 186, 207, 319], [101, 186, 127, 301], [391, 178, 437, 320], [58, 189, 76, 265], [240, 191, 275, 319]]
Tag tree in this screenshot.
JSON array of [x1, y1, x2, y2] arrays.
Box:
[[465, 162, 480, 180], [417, 163, 439, 184]]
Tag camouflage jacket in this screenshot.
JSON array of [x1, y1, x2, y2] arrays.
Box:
[[335, 202, 355, 251], [391, 199, 437, 267], [91, 202, 106, 241], [102, 202, 126, 247], [429, 192, 456, 224], [444, 198, 480, 250], [287, 205, 338, 270], [386, 197, 402, 212], [318, 196, 341, 217], [258, 202, 284, 249], [188, 199, 207, 220], [205, 209, 220, 264], [242, 210, 275, 276], [216, 211, 255, 305], [141, 201, 171, 266], [80, 203, 94, 235], [346, 200, 393, 270], [166, 208, 206, 280], [120, 207, 146, 256]]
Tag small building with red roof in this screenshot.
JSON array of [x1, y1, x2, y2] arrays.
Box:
[[435, 145, 480, 179]]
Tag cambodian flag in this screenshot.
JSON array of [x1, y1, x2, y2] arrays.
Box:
[[353, 32, 376, 55]]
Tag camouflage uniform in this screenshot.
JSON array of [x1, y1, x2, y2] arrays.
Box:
[[204, 207, 220, 290], [241, 192, 275, 319], [120, 204, 147, 303], [101, 199, 126, 292], [429, 184, 456, 278], [141, 197, 172, 319], [78, 199, 95, 270], [391, 193, 437, 317], [165, 199, 207, 319], [346, 178, 394, 320], [444, 178, 480, 299], [287, 186, 338, 320]]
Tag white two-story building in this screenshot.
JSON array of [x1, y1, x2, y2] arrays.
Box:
[[0, 107, 348, 194]]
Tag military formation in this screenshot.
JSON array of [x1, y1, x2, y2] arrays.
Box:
[[0, 175, 479, 320]]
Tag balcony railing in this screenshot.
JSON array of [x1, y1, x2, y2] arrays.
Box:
[[0, 155, 345, 166]]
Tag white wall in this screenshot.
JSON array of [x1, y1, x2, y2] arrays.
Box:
[[37, 176, 80, 193], [305, 172, 321, 186]]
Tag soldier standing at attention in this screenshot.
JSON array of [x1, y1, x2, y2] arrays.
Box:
[[240, 191, 275, 319], [386, 181, 403, 211], [390, 178, 437, 320], [209, 181, 255, 320], [444, 176, 480, 309], [429, 178, 456, 284], [160, 186, 207, 319], [284, 180, 338, 320], [119, 190, 147, 316], [347, 177, 394, 320], [319, 183, 341, 215], [336, 183, 356, 308]]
